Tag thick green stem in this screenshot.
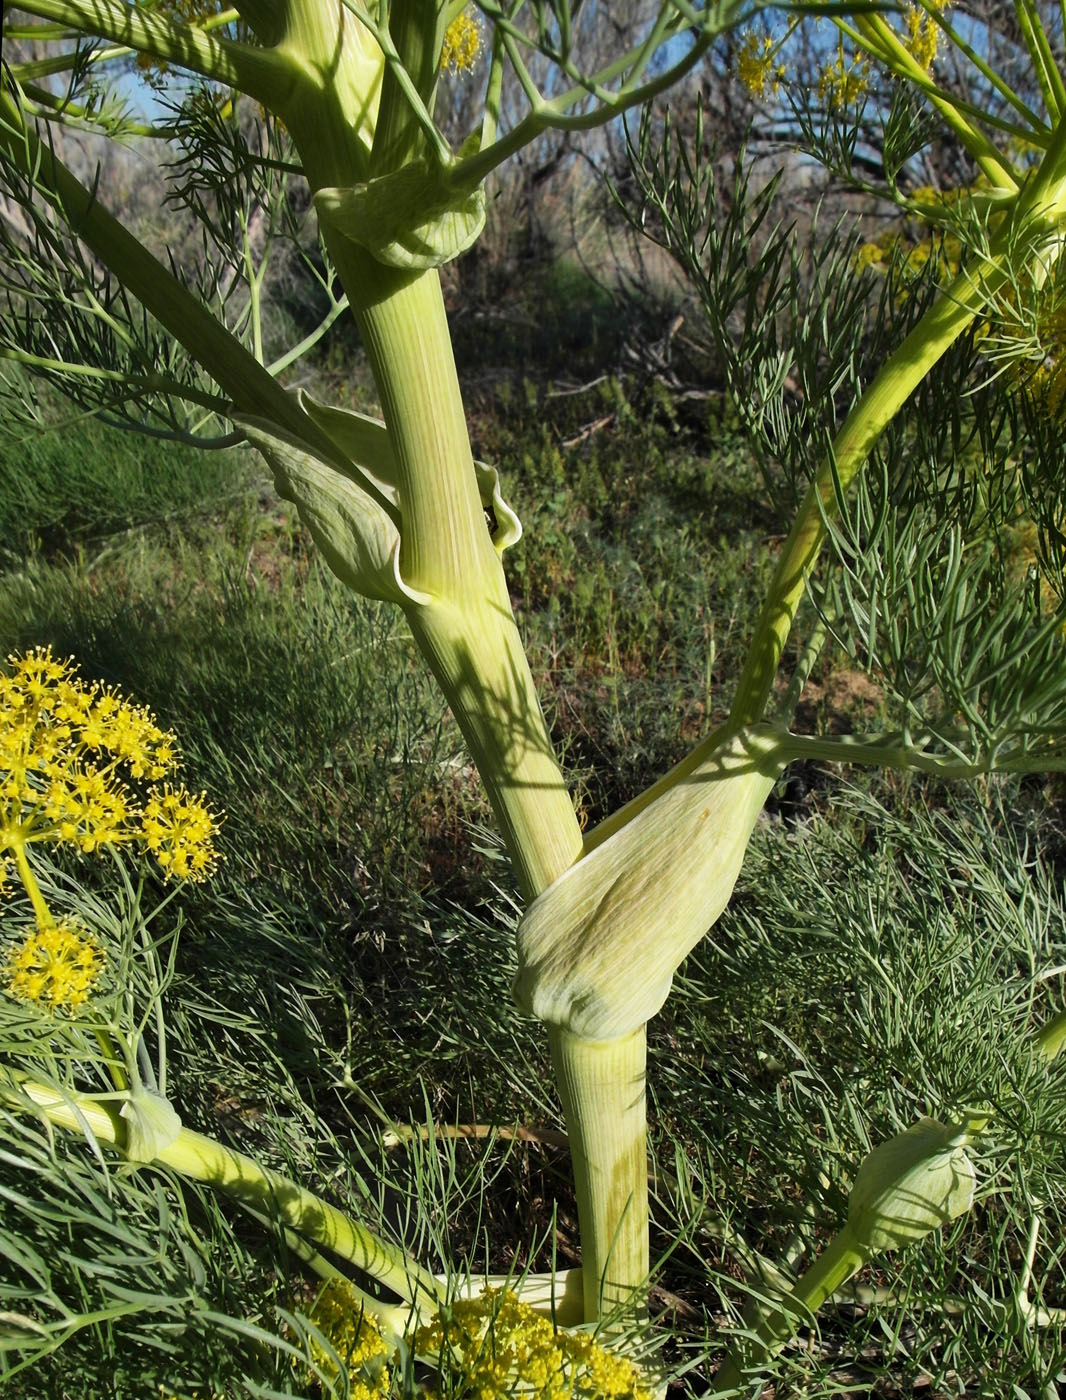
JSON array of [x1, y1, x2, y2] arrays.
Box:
[[339, 256, 494, 598], [550, 1028, 649, 1322], [273, 0, 382, 188], [317, 230, 651, 1318], [9, 1075, 444, 1308], [318, 229, 639, 1315], [711, 1227, 869, 1394], [407, 596, 582, 900], [323, 241, 583, 899]]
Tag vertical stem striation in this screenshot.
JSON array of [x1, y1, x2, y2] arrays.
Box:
[[322, 241, 584, 899], [550, 1028, 650, 1321]]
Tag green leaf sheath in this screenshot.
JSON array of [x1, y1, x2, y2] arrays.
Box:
[[516, 728, 784, 1041]]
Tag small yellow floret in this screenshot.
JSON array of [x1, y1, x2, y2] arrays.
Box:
[[417, 1288, 652, 1400], [3, 920, 105, 1011], [854, 241, 887, 272], [140, 787, 220, 882], [905, 4, 940, 70], [307, 1279, 392, 1397], [818, 50, 870, 111], [736, 32, 786, 99], [441, 10, 482, 74]]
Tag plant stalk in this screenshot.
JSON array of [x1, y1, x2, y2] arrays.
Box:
[[8, 1074, 444, 1308], [315, 219, 650, 1316], [730, 118, 1066, 728], [5, 833, 53, 928], [320, 239, 584, 898], [711, 1226, 869, 1394], [316, 231, 652, 1317], [549, 1028, 649, 1321]]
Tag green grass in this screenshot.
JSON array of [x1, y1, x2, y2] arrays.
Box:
[[0, 401, 244, 562], [2, 373, 1066, 1397]]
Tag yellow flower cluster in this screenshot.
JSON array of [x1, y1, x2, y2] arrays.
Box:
[[735, 32, 786, 99], [853, 232, 959, 281], [0, 649, 219, 881], [852, 186, 965, 287], [818, 50, 870, 111], [441, 10, 482, 75], [308, 1279, 393, 1400], [141, 786, 219, 882], [417, 1288, 652, 1400], [902, 0, 950, 71], [3, 920, 105, 1010], [904, 5, 938, 69]]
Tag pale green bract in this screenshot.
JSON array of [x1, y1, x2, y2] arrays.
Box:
[[315, 161, 486, 270], [120, 1088, 182, 1164], [514, 727, 784, 1040], [237, 390, 521, 607], [847, 1118, 977, 1255], [237, 405, 425, 606]]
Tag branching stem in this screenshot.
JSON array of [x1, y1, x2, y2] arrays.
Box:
[[8, 0, 286, 102], [730, 119, 1066, 727]]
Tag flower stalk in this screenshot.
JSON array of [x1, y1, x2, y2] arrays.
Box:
[[731, 114, 1066, 728], [6, 834, 52, 929]]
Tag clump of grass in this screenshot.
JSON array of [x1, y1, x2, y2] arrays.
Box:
[[0, 399, 245, 561]]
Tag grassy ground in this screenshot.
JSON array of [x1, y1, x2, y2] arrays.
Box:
[[2, 300, 1066, 1397]]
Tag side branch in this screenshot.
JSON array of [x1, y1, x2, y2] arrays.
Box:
[[728, 147, 1066, 729], [776, 730, 1066, 777], [7, 1073, 445, 1308], [452, 26, 716, 188], [8, 0, 288, 103], [0, 87, 345, 467]]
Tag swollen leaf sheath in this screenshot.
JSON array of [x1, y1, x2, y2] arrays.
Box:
[[514, 727, 784, 1040]]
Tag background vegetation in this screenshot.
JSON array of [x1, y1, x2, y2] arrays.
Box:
[[3, 43, 1066, 1396]]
